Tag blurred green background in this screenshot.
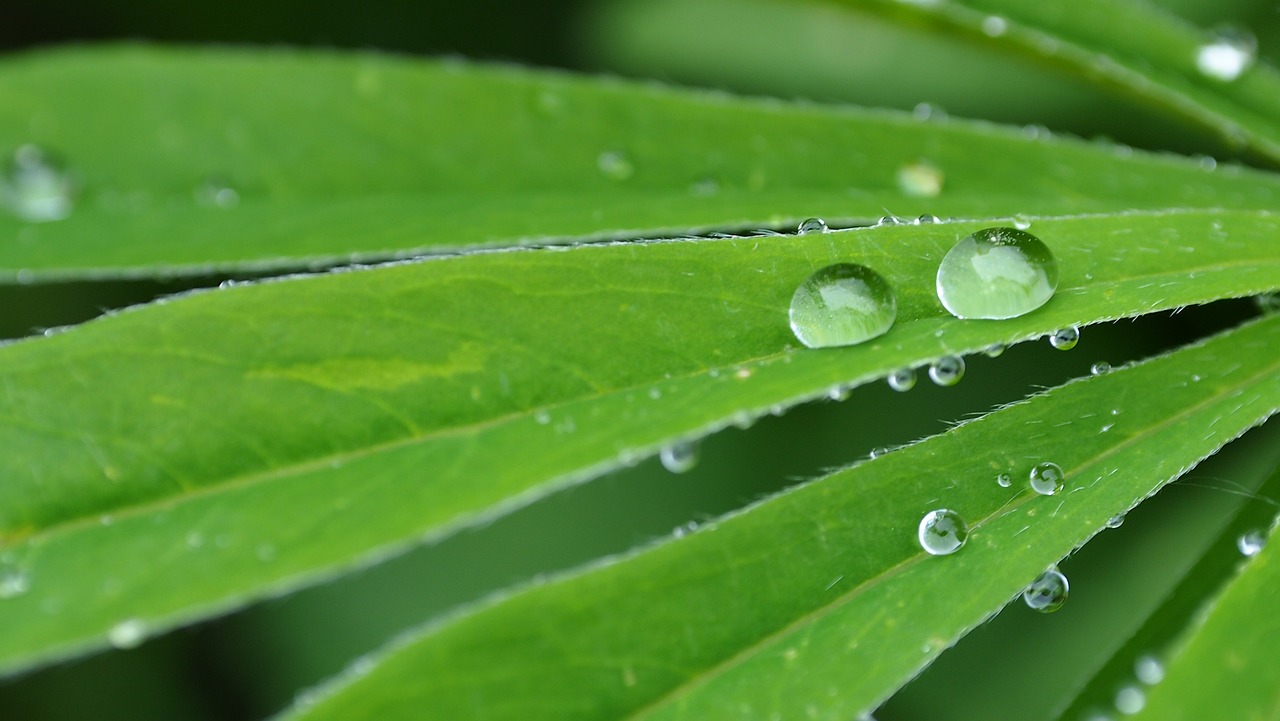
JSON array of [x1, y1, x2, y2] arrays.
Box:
[[2, 1, 1279, 719]]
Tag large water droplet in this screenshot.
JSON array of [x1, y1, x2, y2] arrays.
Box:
[[789, 264, 897, 349], [896, 160, 943, 198], [918, 509, 969, 555], [1029, 461, 1065, 495], [597, 150, 635, 181], [797, 217, 828, 234], [1023, 567, 1069, 612], [1238, 529, 1266, 557], [1050, 326, 1080, 350], [887, 368, 917, 392], [935, 227, 1058, 319], [1, 145, 76, 222], [108, 618, 148, 649], [1196, 28, 1257, 82], [660, 441, 700, 474], [928, 356, 965, 386]]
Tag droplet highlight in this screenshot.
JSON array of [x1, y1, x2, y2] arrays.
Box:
[[1022, 567, 1069, 612], [887, 368, 917, 392], [918, 509, 969, 556], [1238, 529, 1266, 557], [996, 472, 1012, 488], [1029, 461, 1065, 495], [196, 176, 240, 208], [935, 227, 1059, 320], [1050, 326, 1080, 350], [1090, 361, 1112, 375], [797, 217, 828, 234], [660, 441, 700, 474], [1, 145, 76, 222], [928, 356, 965, 386], [1134, 655, 1164, 685], [597, 150, 635, 181], [789, 264, 897, 349], [1195, 28, 1257, 82], [108, 618, 148, 649], [896, 160, 943, 198], [1106, 513, 1125, 529]]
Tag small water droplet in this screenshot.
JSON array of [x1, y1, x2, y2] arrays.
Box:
[[1114, 684, 1145, 715], [936, 227, 1059, 319], [597, 150, 635, 181], [918, 509, 969, 555], [981, 15, 1009, 37], [916, 214, 941, 224], [896, 160, 944, 198], [797, 217, 828, 234], [869, 447, 890, 459], [996, 472, 1012, 488], [1106, 513, 1125, 529], [1050, 326, 1080, 350], [1030, 462, 1065, 495], [1195, 27, 1256, 82], [660, 442, 700, 474], [108, 618, 147, 649], [984, 343, 1007, 358], [1012, 215, 1032, 231], [0, 568, 30, 600], [828, 384, 852, 401], [1091, 361, 1111, 375], [789, 264, 897, 349], [1238, 529, 1266, 557], [196, 176, 240, 208], [534, 410, 551, 425], [1134, 655, 1164, 685], [1, 144, 76, 222], [928, 356, 965, 386], [887, 368, 917, 392], [912, 102, 947, 121], [1023, 567, 1069, 612]]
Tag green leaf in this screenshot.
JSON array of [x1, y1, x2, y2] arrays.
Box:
[[3, 46, 1280, 280], [833, 0, 1280, 163], [1132, 487, 1280, 720], [0, 208, 1275, 676], [278, 313, 1280, 721]]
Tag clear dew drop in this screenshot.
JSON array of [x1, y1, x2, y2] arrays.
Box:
[[789, 264, 897, 349], [107, 618, 148, 649], [1114, 684, 1146, 715], [1106, 513, 1125, 529], [1091, 361, 1112, 375], [996, 472, 1013, 488], [916, 214, 941, 224], [1050, 326, 1080, 350], [936, 227, 1059, 320], [928, 356, 965, 387], [1012, 214, 1032, 231], [869, 447, 890, 459], [1238, 528, 1266, 557], [887, 368, 917, 392], [660, 441, 700, 474], [1134, 655, 1165, 685], [797, 217, 828, 234], [1195, 27, 1257, 82], [597, 150, 635, 181], [984, 343, 1006, 358], [1022, 567, 1069, 612], [1, 144, 76, 222], [918, 509, 969, 556], [896, 160, 944, 198], [1029, 461, 1065, 495]]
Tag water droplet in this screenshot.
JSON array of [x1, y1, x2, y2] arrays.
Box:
[[916, 214, 941, 224], [1114, 685, 1145, 715], [1050, 326, 1080, 350], [996, 472, 1012, 488], [108, 618, 147, 649], [1, 144, 76, 222], [1134, 655, 1164, 685], [1238, 529, 1266, 557], [984, 344, 1006, 358], [789, 264, 897, 349], [912, 102, 947, 121], [936, 227, 1059, 319], [0, 568, 30, 599], [534, 410, 551, 425], [1022, 567, 1069, 612], [196, 176, 240, 208], [597, 150, 634, 181], [896, 160, 944, 198], [1030, 462, 1065, 495], [869, 447, 890, 459], [1195, 27, 1256, 82], [797, 217, 828, 234], [982, 16, 1009, 37], [1090, 361, 1112, 375], [887, 368, 917, 392], [1012, 215, 1032, 230], [928, 356, 965, 386], [828, 384, 852, 401], [1106, 513, 1125, 529], [660, 442, 700, 474], [918, 509, 969, 555]]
